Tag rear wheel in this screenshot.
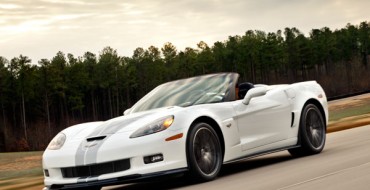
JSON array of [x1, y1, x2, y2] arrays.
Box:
[[289, 104, 326, 156], [187, 122, 222, 181]]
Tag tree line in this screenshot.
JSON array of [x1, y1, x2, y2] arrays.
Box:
[[0, 21, 369, 152]]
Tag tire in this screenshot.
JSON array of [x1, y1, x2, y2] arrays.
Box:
[[289, 104, 326, 157], [187, 122, 222, 182]]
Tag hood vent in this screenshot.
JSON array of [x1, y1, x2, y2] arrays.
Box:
[[86, 135, 106, 142]]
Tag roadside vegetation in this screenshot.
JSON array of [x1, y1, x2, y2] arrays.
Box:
[[0, 151, 42, 180], [0, 151, 43, 190], [0, 21, 369, 152], [330, 104, 370, 121], [328, 94, 370, 132]]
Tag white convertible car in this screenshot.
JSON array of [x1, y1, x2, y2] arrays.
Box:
[[43, 73, 328, 189]]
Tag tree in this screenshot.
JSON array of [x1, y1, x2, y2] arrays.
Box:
[[262, 31, 285, 82], [240, 31, 259, 82], [212, 41, 227, 73], [65, 56, 88, 120], [196, 41, 214, 74], [178, 47, 198, 78], [132, 47, 147, 99], [310, 27, 336, 75], [295, 34, 311, 80], [10, 55, 32, 143], [98, 47, 121, 118], [284, 27, 302, 81], [50, 51, 69, 128], [0, 57, 10, 151], [38, 59, 53, 138], [162, 42, 177, 65], [146, 46, 164, 89], [358, 22, 370, 67], [82, 52, 98, 120], [161, 42, 177, 80]]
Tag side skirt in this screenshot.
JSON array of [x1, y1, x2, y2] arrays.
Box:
[[224, 145, 300, 164]]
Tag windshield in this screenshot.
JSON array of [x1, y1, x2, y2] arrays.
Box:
[[130, 73, 237, 113]]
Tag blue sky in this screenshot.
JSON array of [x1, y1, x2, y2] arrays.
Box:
[[0, 0, 369, 64]]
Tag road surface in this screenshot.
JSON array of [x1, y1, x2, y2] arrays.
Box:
[[105, 124, 370, 190]]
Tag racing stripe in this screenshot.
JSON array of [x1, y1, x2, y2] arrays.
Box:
[[84, 135, 111, 165], [75, 113, 151, 166], [87, 115, 148, 137], [75, 142, 86, 166]]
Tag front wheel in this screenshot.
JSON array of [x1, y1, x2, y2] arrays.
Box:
[[187, 122, 222, 181], [289, 104, 326, 156]]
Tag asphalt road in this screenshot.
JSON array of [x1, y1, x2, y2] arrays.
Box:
[[105, 125, 370, 190]]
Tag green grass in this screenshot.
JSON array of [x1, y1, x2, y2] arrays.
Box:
[[329, 101, 370, 122], [0, 151, 43, 181]]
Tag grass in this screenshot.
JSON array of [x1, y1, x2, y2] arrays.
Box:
[[327, 94, 370, 132], [329, 102, 370, 121], [0, 151, 44, 190], [0, 151, 43, 180]]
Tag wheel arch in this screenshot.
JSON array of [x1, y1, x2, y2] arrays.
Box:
[[302, 98, 327, 128], [289, 98, 327, 156], [187, 116, 225, 160]]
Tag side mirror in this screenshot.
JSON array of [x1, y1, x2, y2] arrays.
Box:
[[242, 87, 268, 105], [123, 108, 131, 115]]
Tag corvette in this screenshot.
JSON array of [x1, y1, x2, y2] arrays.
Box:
[[43, 73, 328, 189]]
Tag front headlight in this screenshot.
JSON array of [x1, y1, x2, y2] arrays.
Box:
[[130, 116, 174, 138], [47, 133, 66, 150]]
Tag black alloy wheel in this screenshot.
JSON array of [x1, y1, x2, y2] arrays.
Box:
[[289, 104, 326, 156], [187, 122, 222, 181]]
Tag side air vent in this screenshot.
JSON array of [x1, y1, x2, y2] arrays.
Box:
[[86, 135, 106, 142], [291, 112, 295, 127]]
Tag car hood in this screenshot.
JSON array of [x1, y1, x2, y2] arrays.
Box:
[[64, 106, 183, 140]]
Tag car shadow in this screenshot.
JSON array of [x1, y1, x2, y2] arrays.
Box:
[[219, 153, 294, 177], [103, 152, 294, 190]]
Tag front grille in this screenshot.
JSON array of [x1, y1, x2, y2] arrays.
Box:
[[61, 159, 130, 178]]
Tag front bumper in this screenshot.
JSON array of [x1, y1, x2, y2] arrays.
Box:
[[43, 168, 187, 190], [43, 129, 188, 188]]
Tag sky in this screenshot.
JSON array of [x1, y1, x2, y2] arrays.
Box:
[[0, 0, 369, 64]]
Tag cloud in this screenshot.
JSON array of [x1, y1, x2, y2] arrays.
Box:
[[0, 0, 369, 63], [0, 3, 22, 9]]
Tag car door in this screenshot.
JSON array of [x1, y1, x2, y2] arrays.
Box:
[[234, 89, 292, 151]]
